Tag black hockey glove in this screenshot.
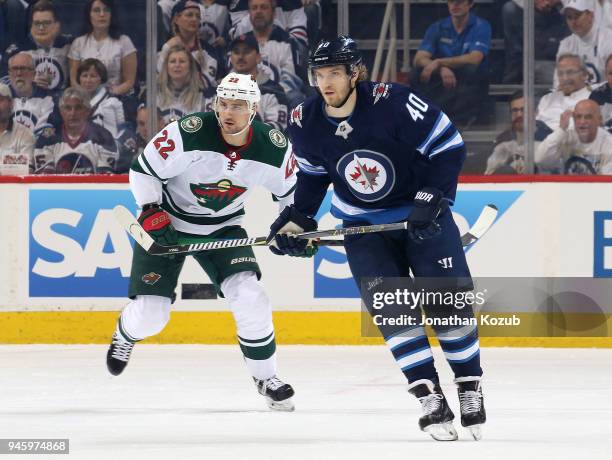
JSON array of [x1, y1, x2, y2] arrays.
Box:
[[267, 205, 319, 257], [406, 188, 448, 242], [138, 204, 178, 246]]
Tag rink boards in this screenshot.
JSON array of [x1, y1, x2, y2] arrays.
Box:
[[1, 175, 611, 346]]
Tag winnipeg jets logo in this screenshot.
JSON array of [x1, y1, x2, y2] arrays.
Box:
[[34, 58, 64, 90], [290, 104, 303, 127], [336, 150, 395, 202], [372, 83, 391, 105], [350, 156, 379, 190], [13, 110, 38, 132], [335, 120, 353, 140]]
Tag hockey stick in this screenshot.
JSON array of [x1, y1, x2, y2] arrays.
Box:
[[114, 204, 498, 256]]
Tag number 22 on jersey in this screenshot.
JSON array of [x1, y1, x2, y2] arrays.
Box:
[[153, 129, 176, 159]]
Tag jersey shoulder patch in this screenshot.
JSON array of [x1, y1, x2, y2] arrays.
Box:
[[176, 112, 219, 152], [247, 120, 289, 168]]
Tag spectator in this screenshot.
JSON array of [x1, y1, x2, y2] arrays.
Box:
[[301, 0, 321, 48], [229, 34, 288, 131], [77, 58, 125, 138], [556, 0, 612, 85], [0, 83, 35, 174], [158, 0, 221, 89], [68, 0, 137, 97], [0, 0, 29, 54], [159, 0, 230, 50], [537, 54, 591, 131], [33, 87, 118, 174], [501, 0, 570, 84], [486, 90, 527, 174], [589, 54, 612, 133], [3, 0, 72, 92], [157, 44, 212, 124], [135, 104, 164, 156], [229, 0, 308, 50], [7, 52, 54, 138], [597, 0, 612, 32], [410, 0, 491, 127], [536, 98, 612, 173], [234, 0, 304, 106]]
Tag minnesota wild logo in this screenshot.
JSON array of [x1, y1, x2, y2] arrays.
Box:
[[190, 179, 247, 211]]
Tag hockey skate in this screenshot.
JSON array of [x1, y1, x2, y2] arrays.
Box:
[[408, 379, 458, 441], [106, 331, 135, 376], [253, 376, 295, 411], [456, 377, 486, 440]]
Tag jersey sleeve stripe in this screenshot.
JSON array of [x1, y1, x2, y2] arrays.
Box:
[[296, 157, 328, 175], [428, 131, 464, 158], [130, 159, 149, 176], [138, 154, 163, 181], [417, 112, 451, 156], [272, 183, 297, 199]]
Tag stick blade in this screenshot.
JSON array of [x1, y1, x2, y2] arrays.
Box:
[[113, 205, 155, 251], [460, 204, 498, 247]]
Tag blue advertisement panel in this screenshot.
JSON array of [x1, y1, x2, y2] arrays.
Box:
[[29, 190, 137, 297], [593, 211, 612, 278], [313, 190, 524, 298]]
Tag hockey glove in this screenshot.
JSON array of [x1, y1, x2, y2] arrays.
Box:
[[267, 205, 319, 257], [138, 204, 178, 246], [406, 188, 448, 242]]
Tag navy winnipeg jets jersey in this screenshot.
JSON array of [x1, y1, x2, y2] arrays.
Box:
[[287, 81, 466, 224]]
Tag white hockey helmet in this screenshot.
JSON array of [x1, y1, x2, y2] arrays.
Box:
[[214, 72, 261, 133]]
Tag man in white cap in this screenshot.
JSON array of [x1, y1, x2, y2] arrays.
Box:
[[0, 83, 35, 175], [555, 0, 612, 85]]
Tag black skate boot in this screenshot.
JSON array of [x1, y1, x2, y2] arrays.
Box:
[[106, 331, 136, 376], [408, 379, 458, 441], [455, 377, 486, 440], [253, 376, 295, 411]]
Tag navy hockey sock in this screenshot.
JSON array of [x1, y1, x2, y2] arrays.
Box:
[[435, 323, 483, 378], [385, 326, 440, 383]]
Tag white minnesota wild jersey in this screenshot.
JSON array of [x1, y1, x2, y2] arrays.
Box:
[[130, 111, 298, 235]]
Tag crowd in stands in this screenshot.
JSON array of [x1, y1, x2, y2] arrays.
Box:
[[1, 0, 612, 175]]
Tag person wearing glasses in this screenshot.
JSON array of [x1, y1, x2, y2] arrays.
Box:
[[2, 0, 72, 92], [537, 54, 592, 132], [5, 52, 54, 139]]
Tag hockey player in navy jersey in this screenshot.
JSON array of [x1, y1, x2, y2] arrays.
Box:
[[267, 36, 486, 441]]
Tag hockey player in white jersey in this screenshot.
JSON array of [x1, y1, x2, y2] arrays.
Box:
[[106, 72, 297, 411]]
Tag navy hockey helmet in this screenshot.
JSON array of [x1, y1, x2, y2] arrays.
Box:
[[308, 35, 363, 86]]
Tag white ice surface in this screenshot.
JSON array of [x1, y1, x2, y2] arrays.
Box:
[[0, 346, 611, 460]]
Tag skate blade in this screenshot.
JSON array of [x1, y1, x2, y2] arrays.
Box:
[[265, 397, 295, 412], [424, 422, 458, 441], [466, 424, 482, 441]]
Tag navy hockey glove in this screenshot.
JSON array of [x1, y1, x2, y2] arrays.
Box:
[[267, 205, 319, 257], [406, 188, 448, 242], [138, 204, 178, 246]]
